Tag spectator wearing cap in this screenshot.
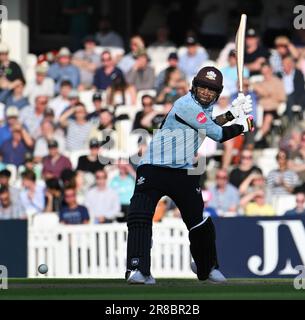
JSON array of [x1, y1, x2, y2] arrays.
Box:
[[178, 36, 209, 83], [106, 72, 137, 107], [60, 102, 93, 151], [0, 79, 29, 110], [47, 47, 80, 94], [34, 120, 65, 162], [20, 170, 45, 216], [87, 92, 103, 125], [0, 186, 26, 220], [0, 43, 25, 91], [0, 106, 20, 147], [72, 36, 100, 89], [0, 123, 34, 167], [42, 139, 72, 179], [118, 35, 145, 74], [76, 138, 110, 174], [24, 62, 55, 106], [19, 95, 49, 139], [244, 29, 270, 76], [84, 169, 120, 223], [221, 50, 250, 96], [49, 80, 72, 121], [93, 50, 124, 91], [126, 49, 155, 91]]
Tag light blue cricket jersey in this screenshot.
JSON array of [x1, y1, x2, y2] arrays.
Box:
[[140, 92, 223, 169]]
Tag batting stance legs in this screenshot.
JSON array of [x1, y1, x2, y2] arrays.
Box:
[[126, 164, 218, 282]]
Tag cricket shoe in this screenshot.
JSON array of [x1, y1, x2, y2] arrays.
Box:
[[191, 261, 227, 283], [126, 269, 156, 285]]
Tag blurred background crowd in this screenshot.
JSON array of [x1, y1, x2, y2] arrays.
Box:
[[1, 0, 305, 223]]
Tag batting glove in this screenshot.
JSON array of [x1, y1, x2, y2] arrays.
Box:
[[235, 114, 255, 133], [231, 93, 253, 118]]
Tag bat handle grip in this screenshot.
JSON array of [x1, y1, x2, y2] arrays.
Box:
[[238, 91, 244, 98]]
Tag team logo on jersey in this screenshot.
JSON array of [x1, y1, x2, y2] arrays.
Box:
[[206, 71, 217, 81], [137, 176, 146, 185], [196, 187, 201, 194], [196, 112, 207, 124]]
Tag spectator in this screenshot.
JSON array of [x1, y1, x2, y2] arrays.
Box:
[[230, 149, 262, 190], [150, 26, 175, 47], [118, 35, 145, 74], [109, 160, 136, 220], [59, 102, 93, 151], [93, 50, 124, 90], [34, 120, 66, 162], [72, 35, 100, 89], [24, 62, 55, 105], [77, 138, 110, 174], [60, 186, 90, 224], [106, 73, 137, 107], [0, 123, 33, 167], [19, 95, 49, 139], [208, 169, 240, 216], [0, 79, 29, 110], [87, 92, 103, 125], [66, 89, 81, 111], [0, 106, 20, 147], [267, 150, 300, 196], [44, 178, 63, 213], [288, 131, 305, 183], [95, 16, 124, 49], [18, 152, 42, 181], [47, 47, 80, 94], [278, 55, 305, 118], [42, 139, 72, 179], [0, 43, 25, 90], [126, 49, 155, 91], [243, 189, 275, 217], [0, 168, 21, 204], [244, 29, 270, 76], [178, 36, 209, 83], [48, 80, 72, 121], [252, 63, 286, 144], [84, 169, 120, 223], [0, 186, 26, 220], [20, 170, 45, 216], [285, 192, 305, 216]]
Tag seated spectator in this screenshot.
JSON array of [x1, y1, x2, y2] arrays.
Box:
[[84, 169, 120, 223], [178, 36, 209, 83], [252, 63, 286, 144], [244, 29, 270, 76], [244, 189, 276, 217], [0, 168, 21, 204], [59, 102, 93, 151], [60, 186, 90, 224], [0, 106, 20, 147], [208, 169, 240, 216], [0, 186, 26, 220], [285, 192, 305, 216], [72, 36, 100, 89], [19, 152, 42, 181], [77, 138, 110, 174], [87, 92, 103, 125], [48, 80, 72, 121], [0, 123, 33, 167], [278, 55, 305, 118], [150, 26, 175, 47], [42, 139, 72, 179], [20, 170, 45, 216], [118, 35, 145, 74], [288, 131, 305, 183], [0, 79, 29, 110], [20, 95, 49, 139], [34, 120, 65, 162], [24, 62, 55, 105], [230, 149, 262, 190], [109, 160, 136, 221], [95, 16, 124, 49], [93, 50, 124, 91], [0, 43, 25, 90], [267, 149, 300, 196], [126, 49, 155, 91], [47, 47, 80, 94], [106, 73, 137, 107], [44, 178, 64, 213]]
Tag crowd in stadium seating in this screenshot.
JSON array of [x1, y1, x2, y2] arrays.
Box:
[[1, 25, 305, 223]]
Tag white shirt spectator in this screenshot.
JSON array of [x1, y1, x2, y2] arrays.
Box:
[[20, 184, 45, 215], [49, 95, 70, 121], [24, 77, 55, 106]]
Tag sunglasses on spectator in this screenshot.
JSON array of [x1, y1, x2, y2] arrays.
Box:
[[216, 175, 228, 180], [96, 175, 107, 180], [241, 155, 253, 160]]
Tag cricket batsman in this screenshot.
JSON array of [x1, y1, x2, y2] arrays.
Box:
[[126, 66, 253, 284]]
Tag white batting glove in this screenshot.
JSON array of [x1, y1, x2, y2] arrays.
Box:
[[231, 93, 253, 118], [235, 114, 255, 133]]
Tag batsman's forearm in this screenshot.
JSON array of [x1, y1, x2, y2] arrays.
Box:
[[219, 124, 243, 143], [213, 111, 235, 126]]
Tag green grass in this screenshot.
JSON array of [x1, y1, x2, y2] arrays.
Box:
[[0, 278, 305, 300]]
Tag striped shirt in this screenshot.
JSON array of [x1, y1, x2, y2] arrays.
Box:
[[66, 120, 93, 151], [267, 169, 300, 195]]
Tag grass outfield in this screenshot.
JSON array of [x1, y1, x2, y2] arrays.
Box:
[[1, 279, 305, 300]]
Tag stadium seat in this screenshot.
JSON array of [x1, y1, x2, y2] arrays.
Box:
[[32, 212, 60, 228], [271, 195, 296, 216], [6, 164, 17, 185], [68, 149, 90, 169], [25, 54, 38, 83], [95, 46, 125, 61], [115, 105, 142, 122], [79, 90, 96, 113], [256, 148, 278, 177], [147, 46, 177, 74]]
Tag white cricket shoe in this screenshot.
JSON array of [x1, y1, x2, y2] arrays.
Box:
[[127, 270, 156, 285], [191, 261, 227, 283]]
